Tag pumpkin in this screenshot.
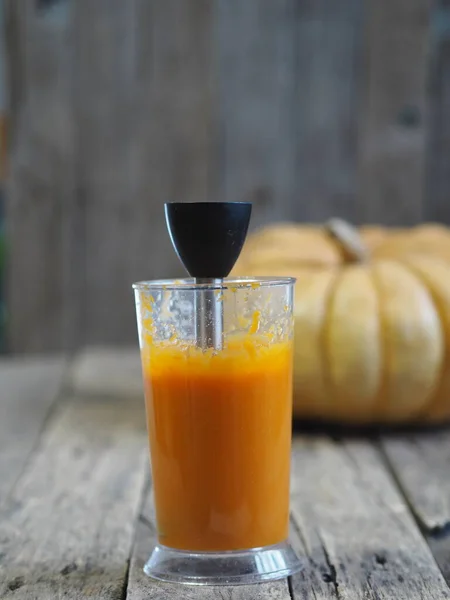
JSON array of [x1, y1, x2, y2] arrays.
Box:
[[235, 221, 450, 273], [233, 220, 450, 425], [372, 224, 450, 263]]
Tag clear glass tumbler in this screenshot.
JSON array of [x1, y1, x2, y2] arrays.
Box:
[[133, 277, 301, 585]]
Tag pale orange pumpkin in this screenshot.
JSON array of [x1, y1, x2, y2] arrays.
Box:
[[235, 221, 450, 271], [372, 224, 450, 263], [233, 220, 450, 425]]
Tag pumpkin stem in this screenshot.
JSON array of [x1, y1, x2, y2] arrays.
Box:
[[325, 218, 369, 263]]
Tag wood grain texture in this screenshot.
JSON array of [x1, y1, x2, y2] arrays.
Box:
[[293, 0, 363, 224], [289, 437, 450, 599], [382, 431, 450, 586], [3, 0, 26, 143], [214, 0, 297, 229], [215, 0, 363, 228], [358, 0, 432, 225], [127, 487, 292, 600], [0, 116, 7, 182], [426, 0, 450, 224], [5, 0, 75, 352], [381, 432, 450, 533], [0, 357, 65, 504], [0, 392, 148, 599]]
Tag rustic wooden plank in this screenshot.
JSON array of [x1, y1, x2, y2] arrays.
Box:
[[3, 0, 27, 142], [214, 0, 297, 229], [72, 0, 137, 349], [0, 1, 8, 184], [289, 437, 450, 599], [382, 432, 450, 585], [127, 486, 291, 600], [381, 432, 450, 533], [0, 391, 148, 599], [426, 0, 450, 224], [69, 346, 142, 398], [216, 0, 363, 228], [6, 0, 75, 352], [358, 0, 432, 225], [292, 0, 363, 224], [0, 356, 65, 503]]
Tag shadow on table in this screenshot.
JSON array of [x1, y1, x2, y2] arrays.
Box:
[[292, 418, 450, 440]]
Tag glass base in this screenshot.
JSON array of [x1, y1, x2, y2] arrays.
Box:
[[143, 540, 302, 586]]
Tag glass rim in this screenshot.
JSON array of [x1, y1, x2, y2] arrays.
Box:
[[132, 276, 296, 292]]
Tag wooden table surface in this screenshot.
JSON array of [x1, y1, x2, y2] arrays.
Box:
[[1, 349, 450, 599]]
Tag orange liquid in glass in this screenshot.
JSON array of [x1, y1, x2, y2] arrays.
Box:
[[142, 336, 293, 552]]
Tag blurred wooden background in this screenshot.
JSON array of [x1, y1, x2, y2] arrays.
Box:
[[3, 0, 450, 353]]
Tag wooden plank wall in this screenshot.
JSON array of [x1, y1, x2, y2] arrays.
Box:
[[3, 0, 448, 353]]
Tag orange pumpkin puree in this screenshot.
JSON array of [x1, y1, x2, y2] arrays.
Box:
[[142, 335, 293, 551]]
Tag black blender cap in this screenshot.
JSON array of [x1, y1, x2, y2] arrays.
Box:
[[165, 202, 252, 279]]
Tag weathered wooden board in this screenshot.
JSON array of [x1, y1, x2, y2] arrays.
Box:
[[0, 392, 148, 599], [0, 357, 65, 503], [127, 486, 292, 600], [5, 0, 75, 353], [358, 0, 431, 225], [216, 0, 363, 228], [381, 432, 450, 533], [69, 346, 142, 398], [214, 0, 297, 229], [289, 437, 450, 599], [292, 0, 363, 224], [381, 431, 450, 583], [426, 0, 450, 224]]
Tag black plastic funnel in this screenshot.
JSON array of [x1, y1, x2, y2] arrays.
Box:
[[164, 202, 252, 278], [165, 202, 252, 350]]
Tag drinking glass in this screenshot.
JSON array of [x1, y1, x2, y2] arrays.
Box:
[[133, 277, 301, 585]]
